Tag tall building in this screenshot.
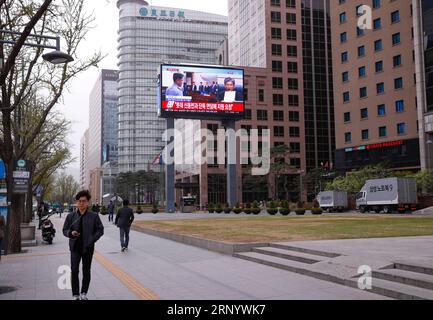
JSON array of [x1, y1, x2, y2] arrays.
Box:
[[87, 69, 119, 203], [79, 129, 89, 190], [116, 0, 228, 174], [331, 1, 420, 172], [413, 0, 433, 170]]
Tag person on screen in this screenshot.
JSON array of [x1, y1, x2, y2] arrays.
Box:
[[211, 81, 218, 94], [165, 73, 185, 97], [217, 78, 243, 102], [192, 82, 198, 93], [199, 82, 204, 94]]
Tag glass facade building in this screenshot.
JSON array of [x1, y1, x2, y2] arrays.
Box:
[[117, 0, 228, 174]]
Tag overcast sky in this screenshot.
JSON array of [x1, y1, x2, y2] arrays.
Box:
[[61, 0, 228, 181]]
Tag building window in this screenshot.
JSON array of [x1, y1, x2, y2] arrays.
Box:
[[397, 123, 406, 135], [286, 13, 296, 24], [391, 10, 400, 24], [290, 158, 301, 168], [274, 126, 285, 137], [374, 39, 383, 51], [342, 71, 349, 82], [362, 129, 369, 140], [394, 77, 403, 90], [360, 87, 368, 98], [396, 100, 405, 113], [343, 91, 350, 102], [376, 82, 385, 94], [359, 66, 366, 78], [379, 126, 387, 138], [290, 142, 301, 153], [287, 45, 297, 57], [289, 127, 300, 138], [373, 18, 382, 30], [373, 0, 381, 9], [393, 55, 402, 67], [340, 12, 347, 23], [357, 27, 365, 37], [271, 0, 281, 6], [375, 61, 383, 73], [257, 109, 268, 121], [272, 60, 283, 72], [271, 11, 281, 23], [344, 112, 351, 123], [287, 61, 298, 73], [288, 78, 298, 90], [288, 94, 299, 106], [273, 94, 284, 106], [358, 45, 365, 57], [271, 28, 282, 39], [272, 42, 282, 56], [361, 108, 368, 119], [345, 132, 352, 143], [378, 104, 386, 116], [258, 89, 265, 102], [341, 51, 348, 62], [272, 77, 283, 89], [287, 29, 297, 40], [392, 33, 401, 45], [340, 32, 347, 43], [286, 0, 296, 8], [289, 111, 299, 122], [273, 110, 284, 121]]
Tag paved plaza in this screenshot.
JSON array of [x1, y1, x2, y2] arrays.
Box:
[[0, 214, 391, 300]]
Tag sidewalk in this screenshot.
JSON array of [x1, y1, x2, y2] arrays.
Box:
[[0, 214, 387, 300]]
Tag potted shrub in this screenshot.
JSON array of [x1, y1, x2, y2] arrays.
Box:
[[280, 200, 291, 216], [215, 203, 223, 214], [151, 203, 159, 214], [244, 203, 252, 215], [233, 203, 242, 214], [224, 204, 232, 214], [252, 201, 261, 215], [295, 202, 306, 215], [208, 203, 215, 214], [136, 206, 144, 215], [100, 206, 108, 216], [311, 207, 324, 215], [267, 200, 278, 215]]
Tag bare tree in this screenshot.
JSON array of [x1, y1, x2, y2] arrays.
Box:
[[0, 0, 103, 253]]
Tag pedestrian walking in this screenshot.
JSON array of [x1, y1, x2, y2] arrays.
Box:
[[63, 190, 104, 301], [115, 199, 134, 252], [0, 215, 5, 261], [108, 200, 115, 223]]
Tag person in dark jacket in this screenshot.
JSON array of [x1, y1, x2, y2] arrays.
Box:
[[115, 199, 134, 252], [63, 190, 104, 301]]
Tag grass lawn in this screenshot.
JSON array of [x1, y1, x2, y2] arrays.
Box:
[[133, 215, 433, 243]]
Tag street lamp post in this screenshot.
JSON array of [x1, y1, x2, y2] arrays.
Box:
[[0, 29, 74, 64]]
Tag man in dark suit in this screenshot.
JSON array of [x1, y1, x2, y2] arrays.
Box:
[[211, 81, 218, 94], [115, 199, 135, 252], [217, 77, 243, 102], [199, 82, 204, 94], [192, 82, 198, 93], [63, 190, 104, 300]]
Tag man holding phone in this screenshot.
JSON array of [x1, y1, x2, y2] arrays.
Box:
[[63, 190, 104, 300]]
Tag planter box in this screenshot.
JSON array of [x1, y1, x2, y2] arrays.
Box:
[[21, 223, 36, 241]]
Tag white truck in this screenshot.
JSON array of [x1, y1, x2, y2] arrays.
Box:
[[356, 178, 418, 214], [317, 191, 348, 212]]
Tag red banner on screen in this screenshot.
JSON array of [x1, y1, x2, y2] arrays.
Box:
[[162, 101, 244, 113]]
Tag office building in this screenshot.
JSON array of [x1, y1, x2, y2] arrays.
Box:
[[332, 0, 420, 172]]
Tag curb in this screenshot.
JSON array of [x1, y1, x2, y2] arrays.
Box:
[[131, 225, 269, 255]]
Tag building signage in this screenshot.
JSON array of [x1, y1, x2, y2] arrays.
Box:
[[12, 159, 31, 194], [139, 7, 186, 19], [345, 140, 404, 153]]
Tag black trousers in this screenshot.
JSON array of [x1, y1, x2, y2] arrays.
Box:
[[70, 248, 94, 296]]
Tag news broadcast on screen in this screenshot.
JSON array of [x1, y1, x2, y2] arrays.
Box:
[[159, 64, 245, 119]]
